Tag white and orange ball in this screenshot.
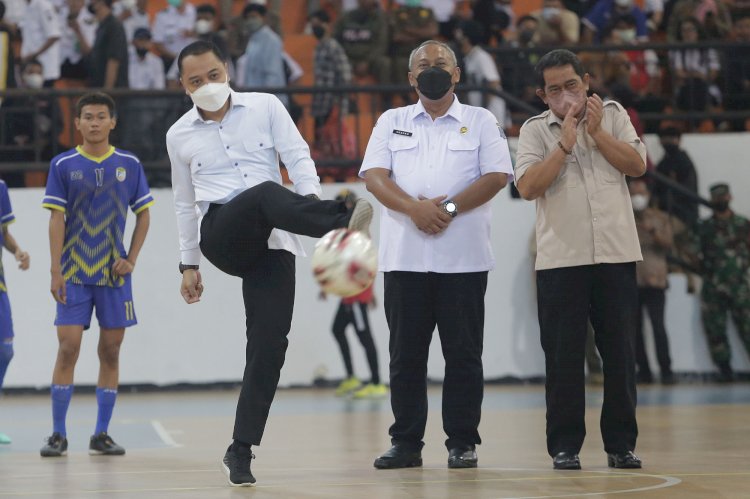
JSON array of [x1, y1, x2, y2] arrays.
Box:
[[312, 229, 377, 297]]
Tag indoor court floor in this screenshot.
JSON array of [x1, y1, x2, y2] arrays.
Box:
[[1, 384, 749, 498]]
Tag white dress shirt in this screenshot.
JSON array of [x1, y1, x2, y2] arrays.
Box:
[[167, 91, 322, 266], [359, 96, 513, 273], [152, 4, 196, 57], [58, 6, 97, 65], [112, 2, 150, 42], [20, 0, 62, 80], [128, 48, 165, 89], [463, 45, 509, 128]]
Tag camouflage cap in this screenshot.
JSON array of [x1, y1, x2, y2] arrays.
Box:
[[709, 183, 730, 198]]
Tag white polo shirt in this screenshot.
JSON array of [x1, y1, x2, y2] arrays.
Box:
[[152, 4, 196, 57], [360, 96, 513, 273], [167, 91, 322, 266], [20, 0, 62, 80]]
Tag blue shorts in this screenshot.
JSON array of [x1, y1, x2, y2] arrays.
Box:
[[55, 277, 137, 330], [0, 292, 13, 340]]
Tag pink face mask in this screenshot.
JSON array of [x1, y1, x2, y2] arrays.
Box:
[[549, 90, 585, 115]]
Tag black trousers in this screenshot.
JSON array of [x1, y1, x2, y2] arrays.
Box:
[[199, 181, 350, 445], [635, 287, 672, 378], [332, 301, 380, 384], [536, 263, 638, 456], [384, 271, 487, 451]]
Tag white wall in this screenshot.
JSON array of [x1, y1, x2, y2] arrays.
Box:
[[2, 133, 749, 388]]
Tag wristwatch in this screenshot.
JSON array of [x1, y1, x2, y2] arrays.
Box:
[[442, 200, 458, 218], [179, 263, 199, 274]]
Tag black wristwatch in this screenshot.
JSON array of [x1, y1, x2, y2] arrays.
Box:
[[179, 263, 199, 274], [442, 200, 458, 218]]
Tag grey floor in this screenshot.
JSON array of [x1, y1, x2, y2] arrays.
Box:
[[1, 384, 750, 498]]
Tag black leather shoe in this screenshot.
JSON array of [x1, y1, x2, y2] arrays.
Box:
[[552, 451, 581, 470], [607, 451, 642, 469], [448, 446, 478, 469], [373, 444, 422, 469]]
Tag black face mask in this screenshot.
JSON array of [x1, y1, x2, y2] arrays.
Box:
[[87, 2, 97, 14], [712, 200, 730, 212], [416, 66, 453, 101], [312, 25, 326, 40], [135, 47, 149, 58], [518, 29, 535, 44], [662, 143, 680, 154]]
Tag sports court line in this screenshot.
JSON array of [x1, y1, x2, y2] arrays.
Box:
[[149, 420, 182, 448]]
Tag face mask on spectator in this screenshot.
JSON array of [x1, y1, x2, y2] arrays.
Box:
[[121, 0, 136, 10], [615, 28, 636, 43], [405, 0, 422, 7], [246, 17, 264, 33], [542, 7, 560, 20], [615, 0, 632, 8], [87, 0, 97, 14], [661, 143, 679, 154], [189, 76, 231, 112], [630, 194, 649, 212], [712, 200, 730, 212], [311, 25, 326, 39], [24, 73, 44, 89], [195, 19, 213, 34], [135, 47, 149, 58], [168, 0, 183, 7], [416, 66, 453, 101], [518, 29, 535, 44]]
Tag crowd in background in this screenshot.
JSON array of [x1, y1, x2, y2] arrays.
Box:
[[1, 0, 750, 185]]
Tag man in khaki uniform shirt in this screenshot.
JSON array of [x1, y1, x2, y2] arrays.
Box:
[[515, 49, 646, 471]]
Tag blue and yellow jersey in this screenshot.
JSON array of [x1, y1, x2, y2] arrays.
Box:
[[0, 180, 15, 294], [42, 146, 154, 288]]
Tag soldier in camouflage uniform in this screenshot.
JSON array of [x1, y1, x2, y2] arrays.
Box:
[[333, 0, 390, 84], [388, 2, 438, 85], [694, 183, 750, 382]]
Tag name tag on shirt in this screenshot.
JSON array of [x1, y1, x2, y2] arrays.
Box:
[[393, 129, 412, 137]]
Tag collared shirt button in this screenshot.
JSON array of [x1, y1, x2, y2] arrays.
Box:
[[259, 143, 263, 147], [226, 145, 229, 149], [244, 174, 248, 177], [234, 162, 238, 166]]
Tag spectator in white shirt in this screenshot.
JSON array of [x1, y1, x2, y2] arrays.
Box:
[[123, 27, 166, 163], [455, 19, 510, 129], [113, 0, 149, 42], [20, 0, 62, 85], [152, 0, 196, 69], [128, 27, 165, 89], [167, 40, 374, 487], [361, 40, 512, 471], [59, 0, 96, 80]]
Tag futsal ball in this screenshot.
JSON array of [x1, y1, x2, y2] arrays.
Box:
[[312, 229, 377, 297]]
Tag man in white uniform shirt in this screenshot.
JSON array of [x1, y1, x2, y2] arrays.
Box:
[[20, 0, 61, 85], [167, 40, 373, 487], [152, 0, 196, 68], [58, 0, 96, 80], [361, 40, 512, 470]]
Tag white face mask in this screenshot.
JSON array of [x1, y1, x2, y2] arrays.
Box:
[[120, 0, 137, 10], [631, 194, 649, 212], [24, 73, 44, 89], [195, 19, 213, 35], [188, 76, 230, 112]]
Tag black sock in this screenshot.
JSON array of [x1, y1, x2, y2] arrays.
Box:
[[232, 439, 251, 453]]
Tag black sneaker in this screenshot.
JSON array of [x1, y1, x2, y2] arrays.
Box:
[[222, 445, 256, 487], [40, 432, 68, 457], [89, 432, 126, 455]]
